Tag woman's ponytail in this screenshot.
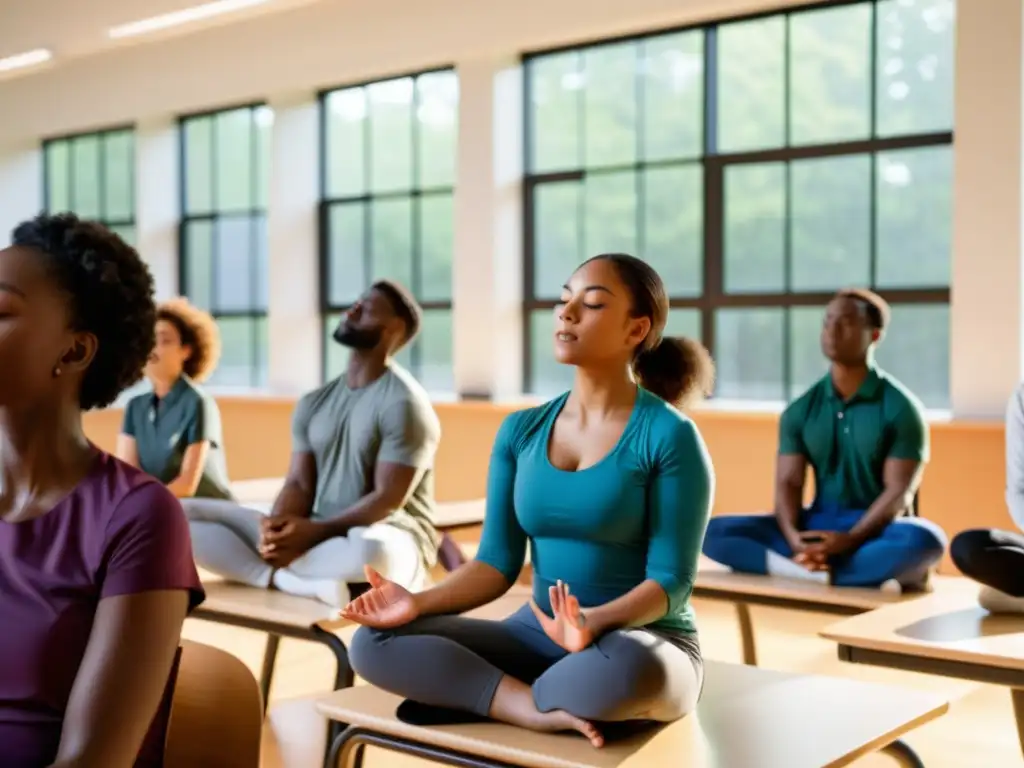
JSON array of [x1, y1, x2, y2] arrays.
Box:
[[633, 336, 715, 408]]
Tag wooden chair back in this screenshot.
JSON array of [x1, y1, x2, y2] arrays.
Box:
[[163, 640, 263, 768]]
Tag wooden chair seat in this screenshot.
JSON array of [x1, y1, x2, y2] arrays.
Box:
[[315, 660, 949, 768]]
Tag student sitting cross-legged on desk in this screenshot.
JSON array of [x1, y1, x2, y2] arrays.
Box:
[[949, 383, 1024, 614], [115, 297, 234, 502], [181, 281, 442, 608], [702, 289, 946, 592], [342, 255, 716, 749]]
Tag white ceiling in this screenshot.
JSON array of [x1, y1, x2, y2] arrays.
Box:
[[0, 0, 327, 67]]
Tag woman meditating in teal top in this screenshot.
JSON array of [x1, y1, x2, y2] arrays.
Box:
[[116, 297, 233, 501], [344, 254, 716, 748]]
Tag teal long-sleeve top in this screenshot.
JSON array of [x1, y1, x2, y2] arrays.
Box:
[[475, 388, 715, 635]]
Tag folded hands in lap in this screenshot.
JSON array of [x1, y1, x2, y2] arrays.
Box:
[[259, 516, 323, 569]]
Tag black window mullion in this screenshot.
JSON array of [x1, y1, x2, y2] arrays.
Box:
[[362, 86, 374, 298], [410, 76, 423, 376], [868, 1, 880, 289], [634, 41, 646, 260], [98, 132, 108, 222]]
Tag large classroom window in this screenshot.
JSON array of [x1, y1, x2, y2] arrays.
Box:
[[523, 0, 954, 408], [179, 104, 272, 389], [320, 68, 458, 392], [43, 127, 136, 243]]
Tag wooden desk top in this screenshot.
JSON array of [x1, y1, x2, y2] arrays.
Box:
[[317, 661, 948, 768], [821, 585, 1024, 671], [195, 580, 344, 631], [692, 567, 917, 610]]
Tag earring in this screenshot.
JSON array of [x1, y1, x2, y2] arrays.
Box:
[[53, 366, 62, 377]]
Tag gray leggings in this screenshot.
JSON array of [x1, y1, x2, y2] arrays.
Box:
[[349, 604, 703, 723]]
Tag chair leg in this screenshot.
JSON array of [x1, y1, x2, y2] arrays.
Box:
[[259, 633, 281, 713], [1011, 688, 1024, 760], [881, 738, 926, 768], [735, 602, 758, 666]]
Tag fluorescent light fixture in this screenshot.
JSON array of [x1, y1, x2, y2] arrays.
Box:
[[0, 48, 52, 73], [108, 0, 272, 39]]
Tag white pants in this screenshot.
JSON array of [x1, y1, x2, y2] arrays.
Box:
[[181, 498, 426, 600]]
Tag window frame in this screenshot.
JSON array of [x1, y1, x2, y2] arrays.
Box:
[[42, 123, 137, 235], [520, 0, 953, 398], [177, 101, 270, 389], [317, 65, 457, 385]]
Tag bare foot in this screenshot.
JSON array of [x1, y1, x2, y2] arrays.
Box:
[[488, 674, 604, 748]]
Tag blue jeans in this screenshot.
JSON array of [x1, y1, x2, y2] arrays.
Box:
[[701, 504, 947, 587]]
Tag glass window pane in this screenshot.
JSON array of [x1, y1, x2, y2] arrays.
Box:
[[875, 0, 955, 137], [109, 224, 136, 247], [254, 107, 273, 210], [369, 78, 414, 192], [717, 16, 785, 153], [875, 145, 951, 288], [788, 306, 828, 400], [583, 42, 637, 168], [532, 180, 582, 299], [528, 52, 582, 173], [415, 308, 454, 392], [419, 193, 453, 302], [184, 219, 213, 310], [213, 216, 257, 313], [715, 308, 785, 401], [641, 31, 704, 162], [584, 171, 637, 260], [184, 117, 213, 215], [211, 317, 256, 388], [215, 108, 255, 212], [254, 216, 269, 312], [71, 136, 101, 219], [325, 87, 367, 197], [323, 313, 348, 382], [642, 164, 702, 297], [370, 198, 414, 288], [46, 141, 70, 212], [874, 303, 949, 409], [416, 71, 458, 189], [790, 154, 871, 291], [103, 130, 134, 222], [528, 308, 573, 395], [327, 201, 367, 305], [788, 4, 872, 145], [724, 162, 786, 293], [665, 308, 702, 340]]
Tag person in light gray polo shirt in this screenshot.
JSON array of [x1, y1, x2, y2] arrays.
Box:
[[182, 280, 442, 607]]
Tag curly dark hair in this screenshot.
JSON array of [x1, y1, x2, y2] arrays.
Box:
[[11, 213, 156, 410], [157, 297, 221, 382]]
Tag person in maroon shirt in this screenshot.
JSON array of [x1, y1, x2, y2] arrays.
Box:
[[0, 213, 205, 767]]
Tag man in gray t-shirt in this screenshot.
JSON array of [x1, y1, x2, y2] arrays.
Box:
[[182, 281, 442, 607]]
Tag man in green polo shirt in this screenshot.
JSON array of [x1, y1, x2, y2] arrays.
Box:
[[702, 289, 947, 592]]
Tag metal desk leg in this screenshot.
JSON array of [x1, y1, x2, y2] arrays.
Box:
[[258, 634, 281, 713], [314, 627, 356, 766], [1012, 688, 1023, 760], [735, 602, 758, 666], [881, 739, 926, 768], [326, 727, 506, 768]]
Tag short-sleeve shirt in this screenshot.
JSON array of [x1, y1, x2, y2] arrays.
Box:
[[122, 376, 233, 500], [0, 452, 205, 767], [292, 362, 441, 565], [778, 366, 928, 510]]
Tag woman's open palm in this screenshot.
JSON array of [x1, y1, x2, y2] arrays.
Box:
[[530, 580, 595, 653], [339, 566, 420, 629]]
